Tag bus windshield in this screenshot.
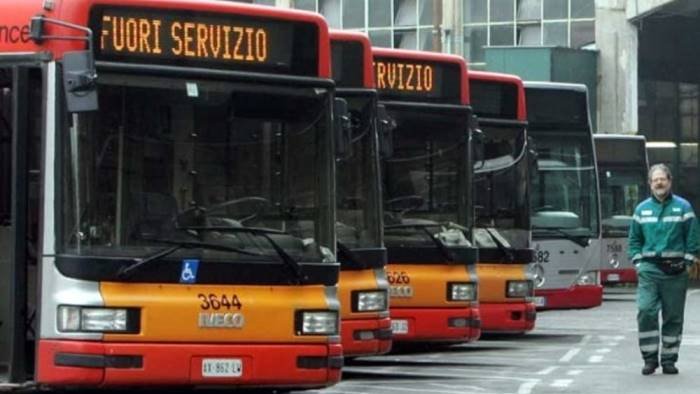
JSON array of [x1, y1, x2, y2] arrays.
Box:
[[382, 107, 470, 246], [336, 95, 381, 249], [530, 132, 599, 239], [60, 73, 331, 264], [473, 123, 529, 250], [599, 168, 646, 237]]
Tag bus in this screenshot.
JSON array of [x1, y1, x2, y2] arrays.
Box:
[[1, 0, 343, 388], [594, 134, 648, 284], [329, 31, 391, 356], [469, 71, 536, 333], [373, 48, 481, 342], [525, 82, 603, 310]]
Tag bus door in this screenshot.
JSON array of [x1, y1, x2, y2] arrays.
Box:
[[0, 59, 43, 384]]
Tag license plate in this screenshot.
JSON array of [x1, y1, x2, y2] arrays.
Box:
[[202, 358, 242, 378], [607, 273, 620, 282], [391, 319, 409, 335], [533, 296, 546, 307]]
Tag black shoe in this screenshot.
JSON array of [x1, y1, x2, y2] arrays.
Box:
[[662, 364, 678, 374], [642, 362, 658, 375]]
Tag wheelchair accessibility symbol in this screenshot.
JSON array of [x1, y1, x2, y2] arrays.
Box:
[[180, 259, 199, 284]]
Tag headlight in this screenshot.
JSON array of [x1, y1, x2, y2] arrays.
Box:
[[447, 282, 477, 301], [353, 290, 388, 312], [296, 310, 339, 335], [576, 271, 598, 286], [57, 306, 139, 333], [507, 280, 534, 298]]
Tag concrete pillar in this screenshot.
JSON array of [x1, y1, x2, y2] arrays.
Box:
[[595, 0, 638, 134]]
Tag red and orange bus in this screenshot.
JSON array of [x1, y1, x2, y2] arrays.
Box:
[[373, 48, 480, 343], [1, 0, 343, 388], [469, 71, 536, 333], [329, 31, 391, 357]]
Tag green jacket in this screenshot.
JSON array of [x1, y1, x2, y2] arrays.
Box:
[[628, 193, 699, 266]]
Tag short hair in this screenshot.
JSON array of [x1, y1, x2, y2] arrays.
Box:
[[648, 163, 672, 181]]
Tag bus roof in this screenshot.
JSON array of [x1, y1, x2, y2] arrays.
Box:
[[469, 70, 526, 121], [329, 30, 374, 89], [594, 133, 648, 167], [524, 81, 588, 94], [593, 133, 647, 143], [371, 47, 468, 105], [2, 0, 331, 77], [524, 81, 590, 128]]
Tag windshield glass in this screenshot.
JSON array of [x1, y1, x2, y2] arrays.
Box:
[[530, 131, 599, 238], [382, 107, 470, 247], [60, 73, 332, 263], [336, 95, 382, 249], [599, 167, 646, 237], [473, 124, 529, 249]]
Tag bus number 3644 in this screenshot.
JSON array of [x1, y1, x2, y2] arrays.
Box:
[[198, 293, 243, 310]]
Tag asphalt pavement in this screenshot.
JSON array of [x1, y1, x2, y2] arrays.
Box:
[[304, 284, 700, 394]]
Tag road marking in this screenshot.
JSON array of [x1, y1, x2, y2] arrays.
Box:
[[345, 383, 485, 394], [588, 355, 604, 363], [559, 348, 581, 362], [536, 366, 558, 375], [429, 383, 487, 391], [550, 379, 573, 388], [596, 348, 611, 353], [567, 369, 583, 376], [517, 380, 539, 394], [580, 334, 593, 345], [688, 289, 700, 296], [599, 335, 625, 341]]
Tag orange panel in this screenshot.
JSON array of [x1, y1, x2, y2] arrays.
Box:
[[101, 282, 331, 343], [386, 263, 473, 308], [477, 263, 528, 303]]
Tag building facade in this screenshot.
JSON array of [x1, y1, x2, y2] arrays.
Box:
[[244, 0, 700, 214]]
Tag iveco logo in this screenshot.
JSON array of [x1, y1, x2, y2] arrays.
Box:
[[199, 312, 245, 328]]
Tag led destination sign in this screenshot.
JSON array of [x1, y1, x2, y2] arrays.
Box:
[[373, 57, 462, 104], [89, 6, 319, 76]]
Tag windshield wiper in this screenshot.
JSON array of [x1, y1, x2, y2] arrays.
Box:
[[385, 222, 457, 262], [533, 227, 590, 248], [483, 228, 516, 262], [185, 226, 305, 283], [117, 239, 263, 279]]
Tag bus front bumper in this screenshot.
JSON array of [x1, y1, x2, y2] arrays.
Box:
[[341, 316, 392, 357], [389, 307, 481, 343], [36, 339, 342, 388], [534, 285, 603, 310], [600, 268, 637, 284], [480, 302, 536, 333]]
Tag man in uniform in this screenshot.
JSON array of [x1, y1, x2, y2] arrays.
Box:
[[629, 163, 699, 375]]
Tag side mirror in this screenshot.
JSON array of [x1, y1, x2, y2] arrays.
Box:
[[62, 51, 98, 112], [377, 104, 395, 158], [333, 97, 352, 159]]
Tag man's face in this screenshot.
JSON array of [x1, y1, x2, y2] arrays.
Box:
[[649, 169, 672, 200]]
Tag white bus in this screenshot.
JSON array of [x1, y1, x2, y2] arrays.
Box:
[[525, 82, 603, 310], [594, 134, 648, 284]]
